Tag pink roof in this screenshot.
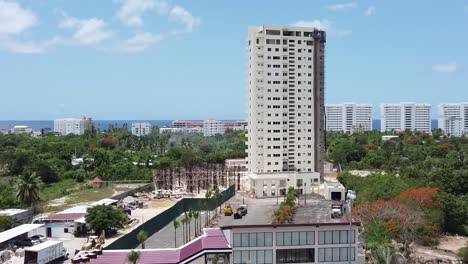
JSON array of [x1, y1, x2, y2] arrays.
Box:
[[81, 228, 231, 264], [92, 177, 103, 183], [45, 213, 86, 221]]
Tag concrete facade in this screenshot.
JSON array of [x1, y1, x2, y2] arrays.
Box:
[[131, 122, 152, 136], [203, 119, 226, 136], [438, 103, 468, 137], [246, 25, 326, 197], [325, 104, 372, 133], [380, 103, 431, 132], [54, 118, 85, 136]]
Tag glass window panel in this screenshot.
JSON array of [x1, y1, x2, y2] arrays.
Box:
[[325, 231, 332, 244], [284, 232, 292, 246], [257, 232, 265, 247], [234, 251, 241, 264], [250, 233, 257, 247], [249, 250, 257, 263], [351, 247, 355, 261], [241, 233, 249, 247], [242, 250, 249, 263], [265, 250, 273, 264], [332, 231, 340, 244], [318, 231, 325, 245], [258, 250, 265, 264], [318, 248, 325, 262], [325, 248, 333, 261], [234, 234, 241, 247], [352, 230, 356, 243], [340, 231, 348, 244], [340, 247, 348, 261], [276, 232, 284, 246], [291, 232, 299, 246], [333, 248, 340, 261], [265, 233, 273, 246], [299, 232, 307, 245], [307, 232, 315, 245]]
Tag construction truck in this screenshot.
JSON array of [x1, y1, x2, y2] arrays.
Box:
[[224, 204, 233, 216]]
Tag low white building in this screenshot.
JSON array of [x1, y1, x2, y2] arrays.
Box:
[[131, 122, 152, 136], [323, 181, 346, 201], [159, 127, 203, 134], [54, 118, 85, 136], [0, 208, 34, 222], [203, 119, 226, 137], [249, 172, 320, 197], [11, 125, 33, 135]]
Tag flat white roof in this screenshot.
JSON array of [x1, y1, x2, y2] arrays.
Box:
[[0, 224, 44, 244], [26, 240, 62, 252], [59, 205, 90, 214], [0, 208, 29, 216], [91, 198, 118, 206]]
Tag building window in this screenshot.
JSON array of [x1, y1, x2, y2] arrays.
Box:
[[318, 247, 355, 262], [64, 228, 69, 233], [276, 248, 315, 263], [276, 232, 314, 246], [234, 233, 274, 247], [318, 230, 355, 245], [234, 250, 273, 264]]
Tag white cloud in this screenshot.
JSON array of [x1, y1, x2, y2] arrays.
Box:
[[365, 6, 376, 16], [293, 20, 352, 38], [0, 36, 62, 54], [119, 32, 162, 52], [293, 19, 331, 31], [327, 2, 357, 11], [432, 62, 457, 73], [116, 0, 168, 27], [0, 0, 37, 34], [59, 16, 112, 45], [169, 5, 200, 33]]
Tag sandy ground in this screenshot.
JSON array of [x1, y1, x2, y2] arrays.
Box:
[[436, 235, 468, 253], [410, 235, 468, 262]]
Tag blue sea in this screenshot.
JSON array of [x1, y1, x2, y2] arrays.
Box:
[[0, 120, 438, 131]]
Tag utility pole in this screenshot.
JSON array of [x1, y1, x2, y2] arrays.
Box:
[[347, 190, 356, 264]]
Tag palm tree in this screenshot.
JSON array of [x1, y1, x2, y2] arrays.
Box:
[[205, 190, 212, 226], [127, 250, 140, 264], [192, 211, 200, 236], [180, 217, 187, 244], [188, 211, 193, 241], [137, 230, 148, 249], [172, 218, 180, 247], [16, 173, 42, 206]]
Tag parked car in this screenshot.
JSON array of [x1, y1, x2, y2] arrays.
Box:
[[30, 235, 47, 243], [237, 205, 248, 216], [15, 238, 40, 247], [233, 212, 242, 219]]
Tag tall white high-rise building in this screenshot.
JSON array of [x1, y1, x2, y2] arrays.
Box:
[[438, 103, 468, 137], [203, 119, 226, 137], [131, 122, 152, 136], [380, 103, 431, 132], [54, 118, 86, 135], [325, 103, 372, 133], [246, 25, 325, 197]]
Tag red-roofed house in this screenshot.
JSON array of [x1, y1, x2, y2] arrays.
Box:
[[34, 205, 90, 238], [92, 177, 104, 188]]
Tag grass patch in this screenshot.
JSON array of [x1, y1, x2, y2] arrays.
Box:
[[40, 179, 81, 202]]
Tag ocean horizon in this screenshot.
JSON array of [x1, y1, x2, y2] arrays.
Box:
[[0, 120, 439, 131]]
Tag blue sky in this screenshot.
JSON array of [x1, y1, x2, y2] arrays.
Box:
[[0, 0, 467, 120]]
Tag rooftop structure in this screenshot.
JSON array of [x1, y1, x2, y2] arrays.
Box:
[[75, 228, 231, 264], [0, 208, 33, 222], [0, 224, 44, 245]]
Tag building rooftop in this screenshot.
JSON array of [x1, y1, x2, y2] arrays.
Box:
[[45, 213, 86, 221], [0, 224, 44, 244], [0, 208, 29, 216], [76, 228, 231, 264], [26, 240, 62, 252]]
